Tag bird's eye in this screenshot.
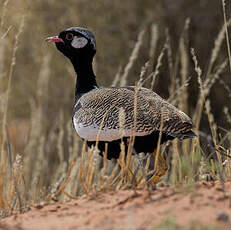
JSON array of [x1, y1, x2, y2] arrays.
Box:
[[66, 33, 74, 40]]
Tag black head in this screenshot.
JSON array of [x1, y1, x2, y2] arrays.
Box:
[[46, 27, 96, 60]]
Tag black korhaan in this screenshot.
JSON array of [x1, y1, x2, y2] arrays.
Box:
[[46, 27, 196, 182]]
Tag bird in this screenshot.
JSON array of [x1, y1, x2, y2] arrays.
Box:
[[46, 27, 196, 183]]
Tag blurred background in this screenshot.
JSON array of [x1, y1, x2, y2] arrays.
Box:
[[0, 0, 231, 209]]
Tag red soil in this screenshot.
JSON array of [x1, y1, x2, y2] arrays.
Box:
[[2, 181, 231, 230]]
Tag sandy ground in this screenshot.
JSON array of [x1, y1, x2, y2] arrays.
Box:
[[2, 181, 231, 230]]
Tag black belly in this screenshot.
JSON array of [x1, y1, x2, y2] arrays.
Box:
[[86, 131, 175, 160]]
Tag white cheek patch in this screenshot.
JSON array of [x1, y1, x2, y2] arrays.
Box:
[[71, 36, 88, 48]]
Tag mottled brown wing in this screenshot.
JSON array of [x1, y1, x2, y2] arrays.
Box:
[[74, 87, 194, 140]]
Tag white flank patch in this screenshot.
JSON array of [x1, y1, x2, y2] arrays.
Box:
[[71, 36, 88, 48], [73, 119, 149, 142]]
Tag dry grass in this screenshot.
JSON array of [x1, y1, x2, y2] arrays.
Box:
[[222, 0, 231, 72], [0, 0, 231, 218]]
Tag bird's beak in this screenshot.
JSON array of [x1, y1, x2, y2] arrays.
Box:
[[45, 36, 64, 43]]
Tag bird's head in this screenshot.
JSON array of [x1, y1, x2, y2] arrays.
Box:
[[45, 27, 96, 60]]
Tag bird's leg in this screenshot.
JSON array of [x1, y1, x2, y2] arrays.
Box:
[[148, 149, 168, 184], [131, 153, 149, 185], [117, 158, 135, 182], [130, 164, 139, 185]]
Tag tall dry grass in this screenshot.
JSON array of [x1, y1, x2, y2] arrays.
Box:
[[0, 0, 231, 217]]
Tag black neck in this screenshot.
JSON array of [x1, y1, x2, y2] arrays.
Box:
[[70, 55, 98, 102]]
